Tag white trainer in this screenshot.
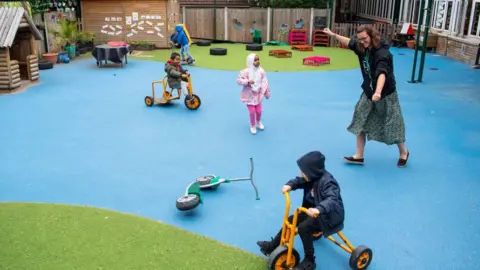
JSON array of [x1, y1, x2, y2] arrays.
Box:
[[257, 121, 264, 130], [250, 126, 257, 134]]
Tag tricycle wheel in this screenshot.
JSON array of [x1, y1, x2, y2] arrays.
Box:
[[185, 94, 201, 110], [267, 245, 300, 270], [176, 194, 200, 211], [145, 96, 154, 107], [349, 245, 373, 270], [312, 232, 323, 241]]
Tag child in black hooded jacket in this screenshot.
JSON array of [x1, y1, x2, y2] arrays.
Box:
[[257, 151, 345, 270]]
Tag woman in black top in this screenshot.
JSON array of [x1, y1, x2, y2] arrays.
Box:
[[322, 25, 410, 167]]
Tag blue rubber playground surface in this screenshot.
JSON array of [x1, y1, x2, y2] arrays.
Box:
[[1, 47, 479, 269]]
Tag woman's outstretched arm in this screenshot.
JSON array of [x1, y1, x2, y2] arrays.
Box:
[[322, 28, 351, 46]]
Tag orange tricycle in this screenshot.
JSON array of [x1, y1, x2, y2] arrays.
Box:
[[267, 192, 373, 270]]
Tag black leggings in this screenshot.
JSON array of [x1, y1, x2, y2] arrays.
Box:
[[272, 212, 322, 260]]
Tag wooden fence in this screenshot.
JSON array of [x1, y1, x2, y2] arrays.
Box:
[[182, 7, 330, 44], [332, 22, 396, 47]]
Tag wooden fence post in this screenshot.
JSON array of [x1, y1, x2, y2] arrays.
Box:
[[309, 8, 314, 45], [224, 7, 228, 41], [182, 6, 186, 24], [267, 7, 271, 42]]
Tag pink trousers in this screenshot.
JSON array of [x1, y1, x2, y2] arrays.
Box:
[[247, 103, 262, 126]]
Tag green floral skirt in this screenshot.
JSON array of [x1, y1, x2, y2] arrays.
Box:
[[347, 91, 406, 145]]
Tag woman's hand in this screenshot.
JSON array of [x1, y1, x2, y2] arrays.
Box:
[[281, 185, 291, 194], [322, 28, 335, 37], [372, 93, 381, 102]]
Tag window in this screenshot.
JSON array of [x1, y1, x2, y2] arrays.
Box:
[[357, 0, 395, 20], [428, 0, 461, 33], [468, 0, 480, 37]]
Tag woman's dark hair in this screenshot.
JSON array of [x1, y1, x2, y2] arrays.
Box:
[[170, 52, 180, 60], [356, 25, 381, 53]]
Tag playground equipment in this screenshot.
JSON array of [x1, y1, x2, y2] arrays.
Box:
[[267, 192, 373, 270], [144, 74, 201, 110], [303, 56, 330, 66], [291, 45, 313, 51], [409, 0, 434, 83], [269, 50, 292, 58], [288, 28, 307, 45], [176, 158, 259, 211], [312, 29, 329, 47]]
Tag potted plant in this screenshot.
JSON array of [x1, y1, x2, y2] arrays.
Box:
[[57, 18, 78, 59], [77, 31, 94, 51], [42, 36, 60, 65], [128, 41, 154, 51]]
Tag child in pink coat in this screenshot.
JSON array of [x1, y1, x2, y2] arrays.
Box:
[[237, 53, 271, 134]]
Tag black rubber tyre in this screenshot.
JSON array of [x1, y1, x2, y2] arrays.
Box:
[[184, 94, 201, 110], [246, 44, 263, 51], [349, 245, 373, 270], [197, 40, 211, 46], [79, 47, 88, 54], [144, 96, 154, 107], [176, 194, 201, 211], [210, 48, 227, 56], [312, 232, 323, 241], [38, 61, 53, 70], [267, 245, 300, 270]]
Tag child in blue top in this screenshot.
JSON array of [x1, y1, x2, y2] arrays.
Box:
[[170, 25, 195, 64]]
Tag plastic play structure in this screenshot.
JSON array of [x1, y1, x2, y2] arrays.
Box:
[[266, 192, 373, 270], [144, 74, 201, 110], [303, 56, 330, 66], [176, 158, 259, 211]]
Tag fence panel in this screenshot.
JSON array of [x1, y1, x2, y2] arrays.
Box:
[[333, 23, 394, 47], [184, 7, 331, 43]]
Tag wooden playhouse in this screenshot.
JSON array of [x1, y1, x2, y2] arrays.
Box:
[[0, 7, 43, 92], [81, 0, 181, 48]]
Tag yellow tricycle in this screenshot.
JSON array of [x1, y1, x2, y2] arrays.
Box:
[[267, 192, 373, 270], [144, 74, 201, 110]]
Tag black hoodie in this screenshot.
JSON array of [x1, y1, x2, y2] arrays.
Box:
[[348, 39, 396, 99], [286, 151, 345, 237]]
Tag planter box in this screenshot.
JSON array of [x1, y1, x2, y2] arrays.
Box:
[[130, 44, 154, 51]]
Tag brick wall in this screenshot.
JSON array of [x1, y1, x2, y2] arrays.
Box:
[[435, 36, 479, 66], [436, 36, 447, 55]]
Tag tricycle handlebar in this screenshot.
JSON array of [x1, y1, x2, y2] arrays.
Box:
[[283, 192, 318, 218]]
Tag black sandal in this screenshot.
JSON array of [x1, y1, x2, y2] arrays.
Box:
[[397, 151, 410, 168], [343, 156, 364, 165]]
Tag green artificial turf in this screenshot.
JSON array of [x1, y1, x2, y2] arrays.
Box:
[[131, 43, 359, 72], [0, 202, 265, 270]]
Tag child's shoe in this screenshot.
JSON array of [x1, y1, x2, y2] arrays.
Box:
[[293, 257, 316, 270], [250, 126, 257, 134], [257, 121, 264, 130], [256, 239, 276, 256]]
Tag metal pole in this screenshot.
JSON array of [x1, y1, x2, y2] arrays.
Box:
[[409, 0, 426, 83], [417, 0, 434, 82]]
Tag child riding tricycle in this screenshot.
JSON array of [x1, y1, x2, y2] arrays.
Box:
[[144, 52, 201, 110], [256, 151, 373, 270]]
